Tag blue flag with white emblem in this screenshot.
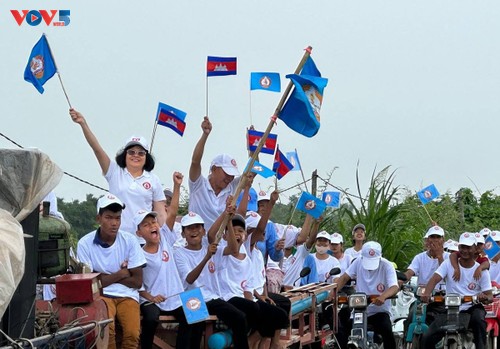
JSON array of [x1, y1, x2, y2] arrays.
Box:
[[296, 191, 326, 219], [250, 72, 281, 92], [278, 57, 328, 137], [245, 159, 275, 178], [286, 150, 302, 172], [179, 288, 209, 324], [24, 34, 57, 94], [417, 184, 440, 205], [322, 191, 341, 208], [484, 235, 500, 260]]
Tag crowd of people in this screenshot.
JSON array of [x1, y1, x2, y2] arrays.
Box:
[[67, 108, 500, 349]]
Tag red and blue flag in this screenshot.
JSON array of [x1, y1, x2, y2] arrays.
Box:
[[273, 146, 294, 180], [24, 34, 57, 94], [156, 102, 187, 136], [247, 129, 277, 155], [207, 56, 237, 77]]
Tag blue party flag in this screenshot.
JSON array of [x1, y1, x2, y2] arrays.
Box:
[[417, 184, 440, 205], [286, 150, 302, 172], [484, 235, 500, 260], [322, 191, 341, 208], [24, 34, 57, 94], [156, 102, 187, 136], [273, 146, 294, 180], [179, 288, 210, 324], [250, 72, 281, 92], [207, 56, 237, 76], [245, 159, 275, 178], [278, 57, 328, 137], [247, 129, 277, 155], [296, 191, 326, 219]]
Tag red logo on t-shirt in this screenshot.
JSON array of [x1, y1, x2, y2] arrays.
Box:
[[377, 283, 385, 292], [143, 182, 152, 190], [290, 256, 296, 265], [240, 280, 247, 289], [162, 250, 169, 262], [468, 282, 477, 290], [208, 261, 216, 273]]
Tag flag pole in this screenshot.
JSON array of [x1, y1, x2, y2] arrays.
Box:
[[43, 33, 72, 108], [214, 46, 313, 243], [421, 203, 434, 224], [149, 118, 159, 154], [205, 75, 209, 117], [249, 89, 253, 126], [295, 148, 309, 193]]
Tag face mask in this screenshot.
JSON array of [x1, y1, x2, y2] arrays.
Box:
[[316, 245, 329, 255]]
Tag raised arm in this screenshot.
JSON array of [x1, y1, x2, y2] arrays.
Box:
[[295, 214, 313, 247], [69, 108, 110, 175], [208, 195, 235, 244], [305, 216, 321, 250], [250, 190, 278, 245], [189, 117, 212, 182], [164, 171, 183, 231]]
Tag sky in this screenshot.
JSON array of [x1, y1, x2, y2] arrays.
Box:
[[1, 1, 500, 205]]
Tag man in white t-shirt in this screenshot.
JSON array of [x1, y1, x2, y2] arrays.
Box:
[[77, 194, 146, 349], [188, 117, 240, 230], [422, 232, 493, 349], [335, 241, 399, 349]]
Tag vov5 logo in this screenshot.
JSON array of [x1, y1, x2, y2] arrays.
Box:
[[11, 10, 70, 26]]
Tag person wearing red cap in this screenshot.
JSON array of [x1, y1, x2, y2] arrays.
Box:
[[69, 109, 166, 242]]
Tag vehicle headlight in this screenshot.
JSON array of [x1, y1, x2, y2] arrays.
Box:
[[445, 294, 461, 307], [349, 294, 368, 308]]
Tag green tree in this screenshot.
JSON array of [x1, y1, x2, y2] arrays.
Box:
[[58, 194, 99, 240]]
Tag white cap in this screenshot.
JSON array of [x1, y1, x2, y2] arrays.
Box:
[[491, 231, 500, 242], [316, 231, 331, 241], [133, 209, 158, 228], [361, 241, 382, 270], [479, 228, 492, 237], [459, 232, 476, 246], [96, 194, 125, 213], [444, 239, 459, 252], [181, 212, 205, 227], [257, 190, 271, 202], [425, 226, 445, 238], [245, 211, 261, 229], [474, 232, 485, 244], [210, 154, 240, 176], [330, 233, 344, 244], [123, 135, 149, 151]]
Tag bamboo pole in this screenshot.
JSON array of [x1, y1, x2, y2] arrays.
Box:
[[43, 33, 72, 108]]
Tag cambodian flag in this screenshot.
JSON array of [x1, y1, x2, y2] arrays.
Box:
[[207, 56, 237, 77], [156, 102, 187, 136], [247, 129, 277, 155], [273, 146, 294, 180]]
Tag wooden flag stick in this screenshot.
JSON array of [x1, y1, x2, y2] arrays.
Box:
[[149, 119, 159, 154], [43, 33, 72, 108], [214, 46, 313, 243], [422, 203, 434, 224]]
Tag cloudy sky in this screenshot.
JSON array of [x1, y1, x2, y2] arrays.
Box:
[[1, 1, 499, 204]]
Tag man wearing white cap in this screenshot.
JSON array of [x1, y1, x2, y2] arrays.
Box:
[[329, 232, 353, 274], [422, 232, 493, 349], [334, 241, 399, 349], [70, 109, 167, 242], [449, 232, 490, 282], [77, 194, 146, 349], [188, 117, 241, 230]]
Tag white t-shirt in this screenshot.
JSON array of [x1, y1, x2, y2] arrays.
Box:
[[408, 251, 450, 290], [174, 244, 224, 302], [77, 229, 146, 302], [489, 260, 500, 284], [140, 226, 183, 311], [435, 259, 492, 311], [313, 254, 341, 283], [218, 252, 254, 301], [344, 246, 362, 260], [337, 253, 353, 274], [247, 245, 266, 296], [105, 161, 166, 242], [188, 174, 240, 231], [283, 244, 311, 287], [345, 257, 398, 317]]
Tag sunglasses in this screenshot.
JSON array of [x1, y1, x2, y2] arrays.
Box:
[[126, 149, 147, 157]]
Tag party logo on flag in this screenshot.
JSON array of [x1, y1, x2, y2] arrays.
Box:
[[207, 56, 237, 76], [245, 159, 275, 178], [322, 191, 341, 208], [279, 57, 328, 137], [24, 34, 57, 94], [273, 146, 294, 180], [250, 72, 281, 92], [247, 129, 277, 155], [156, 102, 187, 136], [286, 151, 302, 172], [483, 235, 500, 260], [417, 184, 440, 205], [179, 288, 209, 324], [296, 191, 326, 219]]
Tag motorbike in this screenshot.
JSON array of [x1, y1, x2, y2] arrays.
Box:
[[484, 283, 500, 349], [401, 285, 433, 349], [390, 283, 415, 349]]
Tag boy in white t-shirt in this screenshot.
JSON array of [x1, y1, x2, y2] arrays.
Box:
[[77, 194, 146, 349], [422, 232, 493, 349], [329, 232, 353, 274], [312, 231, 340, 283]]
